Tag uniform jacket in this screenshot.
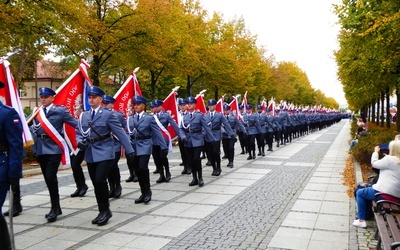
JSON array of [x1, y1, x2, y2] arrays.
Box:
[[222, 113, 246, 139], [179, 111, 215, 147], [204, 112, 234, 142], [265, 115, 276, 133], [242, 113, 262, 135], [31, 105, 77, 155], [154, 111, 180, 145], [127, 112, 167, 155], [76, 107, 134, 163], [0, 102, 23, 182], [111, 109, 126, 153]]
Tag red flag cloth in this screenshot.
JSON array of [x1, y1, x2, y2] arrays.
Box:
[[229, 95, 241, 120], [268, 99, 276, 116], [241, 91, 248, 113], [261, 99, 267, 112], [53, 59, 92, 153], [113, 70, 142, 117], [215, 96, 224, 113], [195, 93, 207, 114], [0, 59, 34, 147], [162, 91, 179, 139]]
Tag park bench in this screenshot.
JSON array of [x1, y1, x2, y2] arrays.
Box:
[[373, 193, 400, 250]]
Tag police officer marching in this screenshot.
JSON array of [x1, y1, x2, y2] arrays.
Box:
[[102, 95, 125, 199], [127, 96, 167, 204], [222, 104, 246, 167], [76, 86, 135, 226], [177, 98, 191, 175], [243, 105, 262, 160], [179, 97, 215, 186], [204, 100, 235, 176], [237, 105, 247, 154], [30, 87, 78, 223], [0, 81, 23, 249], [152, 99, 180, 183]]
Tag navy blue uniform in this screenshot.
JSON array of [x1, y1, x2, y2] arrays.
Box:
[[0, 101, 23, 249]]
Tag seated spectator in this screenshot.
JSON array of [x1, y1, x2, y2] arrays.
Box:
[[348, 122, 366, 151], [353, 140, 400, 227]]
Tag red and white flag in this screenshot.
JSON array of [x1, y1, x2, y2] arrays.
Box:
[[229, 95, 241, 120], [113, 68, 142, 117], [53, 59, 92, 155], [261, 98, 267, 113], [0, 58, 34, 147], [215, 95, 225, 113], [195, 90, 207, 114], [162, 87, 179, 140], [241, 91, 248, 113], [268, 98, 276, 116]]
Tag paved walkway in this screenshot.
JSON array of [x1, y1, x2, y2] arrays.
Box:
[[4, 120, 359, 250]]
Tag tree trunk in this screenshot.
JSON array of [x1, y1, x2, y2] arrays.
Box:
[[91, 54, 100, 86], [376, 99, 380, 126], [150, 70, 156, 100], [381, 92, 384, 127], [386, 87, 391, 129], [371, 101, 376, 124], [214, 86, 219, 101], [186, 75, 192, 96], [396, 84, 400, 132]]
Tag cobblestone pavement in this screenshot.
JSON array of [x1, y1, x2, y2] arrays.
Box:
[[3, 120, 364, 249]]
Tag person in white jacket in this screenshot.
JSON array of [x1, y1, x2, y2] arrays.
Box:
[[353, 140, 400, 228]]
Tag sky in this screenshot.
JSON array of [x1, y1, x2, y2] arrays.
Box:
[[199, 0, 347, 107]]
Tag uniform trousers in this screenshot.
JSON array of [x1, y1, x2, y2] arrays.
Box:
[[108, 151, 122, 188], [71, 150, 86, 188], [0, 182, 7, 215], [38, 154, 62, 202], [178, 140, 187, 167], [206, 141, 220, 168], [185, 146, 202, 173], [152, 145, 168, 173], [265, 132, 274, 149], [132, 154, 151, 195], [222, 137, 235, 161], [256, 133, 265, 152], [237, 131, 247, 152], [87, 160, 112, 206], [246, 134, 256, 154]]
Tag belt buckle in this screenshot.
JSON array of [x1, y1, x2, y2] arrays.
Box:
[[40, 134, 47, 140], [89, 138, 95, 143]]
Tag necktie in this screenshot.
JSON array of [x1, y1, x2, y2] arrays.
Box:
[[190, 113, 193, 119], [91, 110, 95, 120], [137, 114, 140, 122], [211, 113, 214, 119], [43, 107, 47, 116]]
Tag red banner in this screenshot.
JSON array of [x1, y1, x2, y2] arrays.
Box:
[[53, 59, 92, 153], [215, 96, 224, 113], [229, 95, 241, 120], [0, 59, 34, 147], [162, 90, 179, 139], [195, 91, 207, 114], [114, 70, 142, 117]]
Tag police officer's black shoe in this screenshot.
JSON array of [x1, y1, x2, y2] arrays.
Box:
[[78, 184, 88, 197], [108, 188, 116, 198], [165, 172, 171, 182], [70, 188, 81, 197], [135, 195, 145, 204], [3, 202, 22, 217], [114, 186, 122, 198], [156, 176, 166, 183], [211, 170, 216, 176], [92, 213, 101, 224], [222, 155, 227, 159], [153, 169, 159, 174], [97, 211, 112, 226], [252, 155, 256, 159], [133, 175, 139, 182], [247, 156, 252, 160], [179, 162, 184, 166], [240, 151, 245, 154], [46, 208, 62, 222], [143, 191, 152, 204], [189, 179, 198, 186], [125, 175, 134, 182], [227, 162, 233, 168], [198, 178, 204, 187], [257, 152, 262, 156], [206, 161, 212, 166]]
